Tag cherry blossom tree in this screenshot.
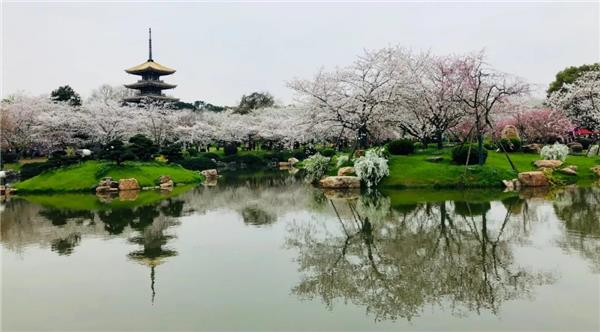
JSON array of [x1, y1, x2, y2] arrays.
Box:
[[289, 47, 411, 149], [548, 70, 600, 131], [453, 52, 529, 165], [494, 106, 573, 143], [400, 53, 464, 148]]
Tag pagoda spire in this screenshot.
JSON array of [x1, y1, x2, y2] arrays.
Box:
[[148, 28, 153, 61]]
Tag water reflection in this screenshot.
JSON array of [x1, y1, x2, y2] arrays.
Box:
[[286, 193, 555, 321], [1, 175, 599, 326]]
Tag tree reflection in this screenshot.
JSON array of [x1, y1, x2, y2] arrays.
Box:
[[286, 192, 554, 321], [553, 186, 600, 272]]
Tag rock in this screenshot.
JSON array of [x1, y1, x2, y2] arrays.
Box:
[[518, 171, 549, 187], [98, 176, 119, 189], [426, 156, 444, 163], [201, 169, 218, 178], [534, 160, 563, 169], [278, 162, 290, 168], [337, 166, 355, 176], [159, 180, 174, 190], [502, 178, 521, 191], [591, 166, 600, 177], [119, 190, 139, 201], [501, 125, 520, 140], [118, 178, 140, 191], [322, 189, 360, 200], [568, 142, 583, 153], [558, 167, 577, 175], [522, 144, 542, 154], [288, 157, 299, 166], [158, 175, 172, 184], [354, 150, 365, 158], [95, 186, 112, 193], [319, 176, 361, 189], [588, 145, 599, 156]]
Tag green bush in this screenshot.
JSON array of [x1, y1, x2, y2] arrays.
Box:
[[128, 134, 158, 161], [160, 142, 183, 163], [224, 143, 237, 156], [201, 152, 221, 160], [177, 157, 217, 171], [1, 150, 19, 165], [237, 155, 266, 167], [451, 144, 488, 165], [319, 148, 336, 157], [499, 138, 522, 152], [264, 151, 292, 162], [291, 149, 307, 160], [388, 139, 415, 155], [20, 162, 53, 180]]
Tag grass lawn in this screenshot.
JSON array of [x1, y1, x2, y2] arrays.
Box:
[[380, 148, 600, 188], [14, 160, 202, 192]]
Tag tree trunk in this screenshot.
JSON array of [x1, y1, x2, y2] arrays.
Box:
[[436, 131, 444, 150], [477, 132, 485, 166]]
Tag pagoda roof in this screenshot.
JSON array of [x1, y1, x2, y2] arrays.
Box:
[[123, 94, 179, 103], [125, 60, 176, 75], [125, 80, 177, 90]]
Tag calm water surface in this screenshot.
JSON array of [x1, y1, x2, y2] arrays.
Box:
[[2, 173, 599, 331]]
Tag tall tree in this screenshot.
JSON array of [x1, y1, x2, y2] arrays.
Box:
[[289, 47, 410, 149], [51, 85, 82, 106], [548, 70, 600, 131], [235, 92, 275, 114], [547, 63, 600, 96], [453, 52, 529, 165]]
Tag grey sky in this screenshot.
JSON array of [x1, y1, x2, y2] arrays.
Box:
[[2, 1, 598, 105]]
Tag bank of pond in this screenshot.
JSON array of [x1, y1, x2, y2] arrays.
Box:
[[5, 147, 600, 194]]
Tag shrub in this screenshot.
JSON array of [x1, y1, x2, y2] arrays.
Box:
[[319, 148, 336, 157], [237, 155, 266, 167], [576, 137, 594, 150], [100, 140, 136, 165], [388, 139, 415, 155], [540, 143, 569, 161], [291, 149, 307, 160], [161, 142, 183, 163], [336, 155, 350, 168], [451, 144, 488, 165], [499, 138, 522, 152], [0, 150, 19, 165], [354, 149, 390, 188], [129, 134, 158, 161], [303, 153, 330, 182], [177, 157, 217, 171], [201, 152, 221, 160], [224, 143, 237, 156], [20, 162, 53, 180]]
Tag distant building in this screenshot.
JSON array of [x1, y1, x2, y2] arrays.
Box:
[[124, 28, 178, 103]]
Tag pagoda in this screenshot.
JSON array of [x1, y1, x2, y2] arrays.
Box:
[[124, 28, 178, 103]]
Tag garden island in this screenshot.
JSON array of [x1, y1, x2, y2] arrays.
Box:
[[1, 4, 599, 331]]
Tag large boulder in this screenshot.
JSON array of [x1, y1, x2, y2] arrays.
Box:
[[158, 175, 174, 190], [522, 144, 542, 154], [501, 125, 520, 140], [288, 157, 299, 166], [534, 160, 563, 169], [518, 171, 549, 187], [568, 142, 584, 153], [337, 166, 355, 176], [118, 178, 140, 191], [201, 169, 218, 178], [319, 176, 361, 189]]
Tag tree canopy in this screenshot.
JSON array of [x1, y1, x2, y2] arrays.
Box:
[[547, 63, 600, 96]]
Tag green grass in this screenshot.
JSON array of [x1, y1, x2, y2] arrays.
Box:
[[380, 149, 600, 188], [14, 160, 202, 193]]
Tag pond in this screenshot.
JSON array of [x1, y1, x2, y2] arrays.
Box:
[[1, 173, 599, 331]]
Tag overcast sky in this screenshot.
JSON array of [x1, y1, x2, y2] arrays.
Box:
[[2, 1, 598, 105]]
